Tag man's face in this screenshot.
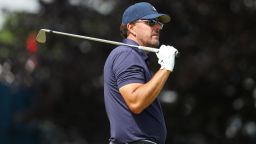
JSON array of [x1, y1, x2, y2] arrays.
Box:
[[132, 19, 163, 47]]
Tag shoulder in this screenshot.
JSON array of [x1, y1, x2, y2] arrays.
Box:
[[106, 46, 142, 69], [108, 46, 139, 60], [112, 46, 134, 54]]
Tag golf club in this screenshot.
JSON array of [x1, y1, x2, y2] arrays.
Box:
[[36, 29, 179, 55]]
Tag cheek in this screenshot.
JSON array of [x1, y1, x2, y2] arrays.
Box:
[[135, 25, 151, 35], [136, 28, 151, 38]]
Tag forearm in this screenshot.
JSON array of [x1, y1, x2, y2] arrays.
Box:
[[120, 68, 170, 114], [134, 69, 170, 110]]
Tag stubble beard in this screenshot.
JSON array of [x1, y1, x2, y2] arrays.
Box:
[[137, 33, 160, 47], [147, 38, 160, 48]]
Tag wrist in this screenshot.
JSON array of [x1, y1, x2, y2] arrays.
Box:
[[160, 66, 173, 72]]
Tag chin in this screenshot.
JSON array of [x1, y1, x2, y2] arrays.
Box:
[[145, 40, 159, 47], [151, 41, 160, 47]]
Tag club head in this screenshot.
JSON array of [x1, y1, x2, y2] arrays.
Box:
[[36, 29, 47, 43]]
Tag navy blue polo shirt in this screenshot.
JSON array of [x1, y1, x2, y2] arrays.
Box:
[[104, 39, 167, 144]]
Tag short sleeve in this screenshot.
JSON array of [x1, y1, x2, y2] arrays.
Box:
[[113, 49, 146, 88]]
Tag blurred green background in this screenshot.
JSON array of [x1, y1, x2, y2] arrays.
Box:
[[0, 0, 256, 144]]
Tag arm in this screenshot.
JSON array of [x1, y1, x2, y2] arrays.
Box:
[[119, 45, 178, 114], [119, 68, 171, 114]]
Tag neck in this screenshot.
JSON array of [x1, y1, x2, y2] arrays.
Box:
[[127, 35, 142, 46], [126, 36, 149, 55]]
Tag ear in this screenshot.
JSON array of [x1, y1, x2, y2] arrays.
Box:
[[127, 23, 136, 36]]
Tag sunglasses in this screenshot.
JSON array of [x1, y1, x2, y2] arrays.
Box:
[[136, 19, 164, 29]]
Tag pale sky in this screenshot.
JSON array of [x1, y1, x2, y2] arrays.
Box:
[[0, 0, 116, 29], [0, 0, 40, 29]]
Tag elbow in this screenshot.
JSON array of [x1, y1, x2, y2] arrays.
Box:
[[128, 104, 144, 114]]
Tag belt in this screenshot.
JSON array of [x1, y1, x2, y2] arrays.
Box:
[[110, 140, 157, 144]]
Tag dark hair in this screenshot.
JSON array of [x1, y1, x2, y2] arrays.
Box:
[[120, 24, 128, 38], [120, 22, 136, 38]]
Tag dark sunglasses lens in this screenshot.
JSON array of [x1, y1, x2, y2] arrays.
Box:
[[148, 20, 158, 26]]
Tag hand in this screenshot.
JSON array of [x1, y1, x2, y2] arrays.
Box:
[[156, 45, 178, 71]]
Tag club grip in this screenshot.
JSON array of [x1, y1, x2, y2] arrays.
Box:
[[138, 46, 180, 57]]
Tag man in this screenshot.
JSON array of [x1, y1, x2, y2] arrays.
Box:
[[104, 2, 178, 144]]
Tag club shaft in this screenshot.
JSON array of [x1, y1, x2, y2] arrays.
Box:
[[41, 29, 159, 53]]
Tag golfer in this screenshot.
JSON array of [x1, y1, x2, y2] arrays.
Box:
[[104, 2, 178, 144]]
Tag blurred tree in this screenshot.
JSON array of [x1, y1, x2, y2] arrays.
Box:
[[0, 0, 255, 144]]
